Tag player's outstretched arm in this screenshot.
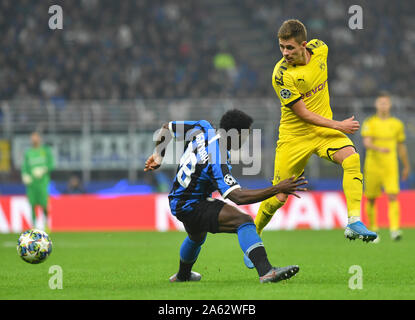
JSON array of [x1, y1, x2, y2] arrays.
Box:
[[227, 176, 307, 205], [144, 122, 172, 172], [291, 99, 360, 134]]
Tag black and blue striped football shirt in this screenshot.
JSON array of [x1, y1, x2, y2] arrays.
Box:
[[168, 120, 240, 216]]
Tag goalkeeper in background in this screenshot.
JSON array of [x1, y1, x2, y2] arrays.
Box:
[[362, 92, 411, 241], [21, 132, 54, 232]]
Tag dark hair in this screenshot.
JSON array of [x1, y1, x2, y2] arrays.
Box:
[[219, 109, 253, 132], [278, 19, 307, 44], [376, 91, 391, 99]]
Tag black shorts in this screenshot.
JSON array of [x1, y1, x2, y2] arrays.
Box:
[[175, 198, 226, 235]]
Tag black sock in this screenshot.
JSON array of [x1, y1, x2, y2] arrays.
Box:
[[176, 260, 195, 280], [248, 246, 272, 277]]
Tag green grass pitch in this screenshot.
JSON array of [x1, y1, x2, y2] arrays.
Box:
[[1, 229, 415, 300]]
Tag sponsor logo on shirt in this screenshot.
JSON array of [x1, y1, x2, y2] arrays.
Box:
[[301, 79, 328, 99]]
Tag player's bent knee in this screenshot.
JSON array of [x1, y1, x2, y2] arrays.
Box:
[[238, 213, 254, 226], [334, 147, 357, 164], [219, 204, 254, 231], [188, 232, 207, 244], [341, 152, 361, 171]]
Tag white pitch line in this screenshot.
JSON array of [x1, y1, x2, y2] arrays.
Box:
[[3, 241, 17, 248]]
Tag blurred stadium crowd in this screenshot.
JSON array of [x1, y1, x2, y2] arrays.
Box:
[[1, 0, 414, 193], [1, 0, 415, 102]]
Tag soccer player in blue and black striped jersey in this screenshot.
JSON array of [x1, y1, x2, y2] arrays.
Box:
[[144, 109, 307, 283]]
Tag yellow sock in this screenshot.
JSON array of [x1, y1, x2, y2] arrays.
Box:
[[388, 200, 400, 232], [365, 200, 378, 231], [255, 196, 285, 235], [342, 153, 363, 218]]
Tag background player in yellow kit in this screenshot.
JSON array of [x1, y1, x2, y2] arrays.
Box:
[[362, 92, 411, 241], [254, 19, 377, 242]]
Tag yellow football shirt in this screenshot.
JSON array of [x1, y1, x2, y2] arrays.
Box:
[[272, 39, 332, 138], [361, 115, 405, 168]]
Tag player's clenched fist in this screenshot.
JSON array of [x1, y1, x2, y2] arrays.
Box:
[[337, 116, 360, 134]]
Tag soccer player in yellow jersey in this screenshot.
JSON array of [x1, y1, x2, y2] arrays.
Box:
[[254, 19, 377, 242], [362, 92, 411, 241]]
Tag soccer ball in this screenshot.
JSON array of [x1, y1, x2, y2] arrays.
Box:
[[17, 229, 53, 264]]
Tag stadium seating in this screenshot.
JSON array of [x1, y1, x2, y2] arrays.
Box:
[[1, 0, 414, 100]]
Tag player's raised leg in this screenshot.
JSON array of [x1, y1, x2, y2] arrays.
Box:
[[255, 195, 286, 236], [332, 147, 377, 242], [255, 148, 287, 236], [255, 142, 309, 236], [219, 203, 299, 283]]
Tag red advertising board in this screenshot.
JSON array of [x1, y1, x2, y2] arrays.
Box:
[[0, 191, 414, 233]]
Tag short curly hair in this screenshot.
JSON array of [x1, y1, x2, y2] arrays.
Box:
[[219, 109, 253, 133]]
